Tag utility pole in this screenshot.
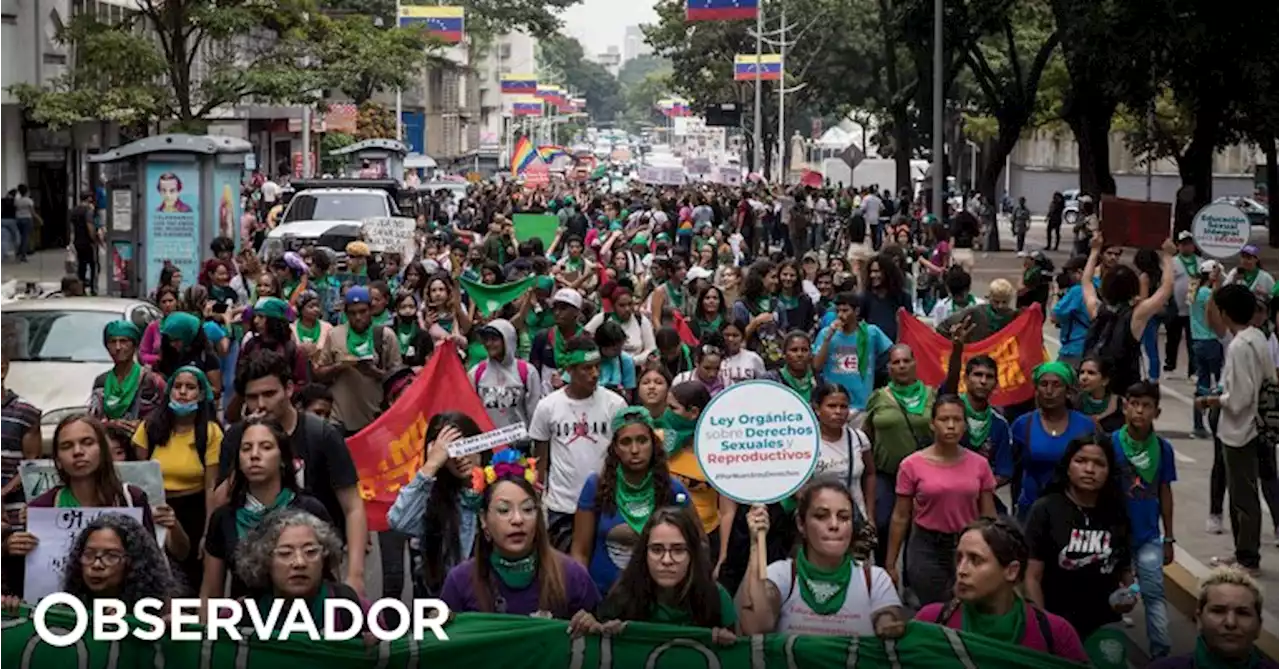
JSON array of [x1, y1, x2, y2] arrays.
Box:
[[930, 0, 944, 218], [776, 7, 787, 182], [752, 7, 764, 175], [750, 10, 804, 183]]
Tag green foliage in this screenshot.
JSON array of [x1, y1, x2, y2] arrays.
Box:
[[616, 55, 670, 90], [538, 34, 624, 123], [314, 15, 432, 105], [355, 101, 396, 140], [321, 131, 356, 173]]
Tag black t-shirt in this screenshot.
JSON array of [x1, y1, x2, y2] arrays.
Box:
[[1025, 491, 1131, 639], [218, 413, 359, 541], [72, 205, 95, 248], [204, 492, 332, 597]]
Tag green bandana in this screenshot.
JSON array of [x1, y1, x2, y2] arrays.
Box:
[[565, 257, 584, 274], [102, 362, 143, 419], [611, 406, 655, 433], [985, 304, 1014, 331], [1118, 425, 1161, 484], [847, 322, 870, 375], [659, 409, 698, 454], [696, 315, 724, 335], [551, 327, 586, 368], [1194, 634, 1261, 669], [962, 394, 993, 449], [561, 349, 601, 367], [888, 380, 928, 415], [615, 466, 656, 535], [780, 367, 815, 403], [1023, 266, 1041, 285], [1177, 253, 1199, 280], [346, 325, 376, 358], [235, 488, 297, 538], [666, 284, 686, 310], [257, 584, 328, 632], [460, 488, 483, 511], [795, 547, 853, 616], [371, 310, 391, 328], [950, 294, 976, 315], [166, 365, 214, 402], [282, 279, 300, 301], [489, 551, 537, 590], [159, 312, 202, 346], [296, 320, 322, 344], [1078, 391, 1111, 416], [460, 275, 537, 317], [962, 597, 1027, 645], [1242, 267, 1261, 289], [395, 321, 419, 354], [1033, 361, 1077, 387], [778, 294, 799, 310], [526, 305, 556, 334], [256, 297, 290, 322], [103, 319, 141, 344]]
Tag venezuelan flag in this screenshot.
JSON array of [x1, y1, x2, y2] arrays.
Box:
[[399, 5, 465, 44], [512, 97, 543, 116], [511, 137, 537, 175], [734, 54, 782, 81], [500, 74, 537, 95], [687, 0, 758, 22]]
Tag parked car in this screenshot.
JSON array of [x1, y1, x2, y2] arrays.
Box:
[[2, 297, 161, 452], [1061, 188, 1083, 227], [1213, 196, 1270, 227]]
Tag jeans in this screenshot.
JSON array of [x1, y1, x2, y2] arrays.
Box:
[[16, 217, 32, 260], [1133, 539, 1172, 658], [0, 219, 16, 259], [905, 526, 958, 607], [1141, 318, 1161, 380], [1192, 339, 1224, 431], [870, 224, 884, 251], [873, 470, 899, 568], [1164, 315, 1192, 372], [1046, 222, 1061, 250]]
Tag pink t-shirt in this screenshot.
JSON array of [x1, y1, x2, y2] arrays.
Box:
[[916, 602, 1089, 663], [896, 449, 995, 533]]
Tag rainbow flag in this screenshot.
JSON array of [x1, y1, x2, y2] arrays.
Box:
[[512, 97, 543, 116], [398, 5, 465, 43], [537, 145, 569, 163], [511, 136, 537, 175], [687, 0, 758, 21], [500, 74, 537, 95], [734, 53, 783, 81]]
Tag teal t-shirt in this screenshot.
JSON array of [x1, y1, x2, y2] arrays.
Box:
[[1190, 285, 1215, 341]]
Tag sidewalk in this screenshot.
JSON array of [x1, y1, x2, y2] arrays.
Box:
[[1, 247, 107, 293]]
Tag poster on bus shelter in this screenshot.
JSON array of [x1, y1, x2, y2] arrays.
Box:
[[144, 161, 200, 291], [212, 165, 243, 251]]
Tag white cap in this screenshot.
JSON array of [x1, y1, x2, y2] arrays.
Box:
[[1177, 230, 1195, 242], [552, 289, 583, 310], [685, 266, 713, 284], [1198, 259, 1220, 274]]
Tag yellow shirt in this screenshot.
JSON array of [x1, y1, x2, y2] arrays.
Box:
[[133, 422, 223, 493], [667, 448, 719, 536]]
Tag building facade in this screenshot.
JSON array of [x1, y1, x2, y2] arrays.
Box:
[[623, 25, 650, 65]]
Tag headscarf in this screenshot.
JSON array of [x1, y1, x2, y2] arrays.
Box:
[[159, 312, 202, 345], [254, 297, 292, 322], [102, 320, 141, 345], [165, 365, 214, 402], [1033, 361, 1076, 387], [611, 406, 655, 433]]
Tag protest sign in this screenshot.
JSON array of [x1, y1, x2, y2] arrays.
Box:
[[0, 608, 1089, 669], [897, 305, 1047, 407], [20, 460, 164, 505], [717, 166, 742, 186], [24, 507, 144, 602], [638, 166, 684, 186], [513, 213, 560, 244], [448, 423, 529, 458], [361, 217, 417, 255], [1099, 196, 1171, 249], [1192, 201, 1251, 258], [347, 342, 495, 531]]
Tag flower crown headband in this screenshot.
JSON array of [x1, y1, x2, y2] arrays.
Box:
[[470, 448, 539, 494]]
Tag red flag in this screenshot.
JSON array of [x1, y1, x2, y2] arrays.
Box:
[[671, 310, 700, 346], [347, 342, 494, 531]]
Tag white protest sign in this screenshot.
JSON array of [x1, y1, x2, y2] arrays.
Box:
[[1192, 202, 1251, 259], [717, 166, 742, 186], [694, 380, 820, 504], [20, 460, 165, 505], [448, 423, 529, 458], [25, 506, 144, 602], [361, 216, 417, 255]]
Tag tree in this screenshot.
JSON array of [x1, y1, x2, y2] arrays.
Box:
[[617, 55, 669, 89], [539, 34, 625, 124], [320, 0, 580, 38], [314, 16, 436, 106], [355, 101, 396, 140]]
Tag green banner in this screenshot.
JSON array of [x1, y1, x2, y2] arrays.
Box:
[[459, 275, 536, 317], [513, 213, 560, 244], [1, 609, 1086, 669]]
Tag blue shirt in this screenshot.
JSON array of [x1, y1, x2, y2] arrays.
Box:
[[1110, 429, 1177, 545], [599, 353, 637, 393], [577, 472, 690, 596], [963, 409, 1013, 481], [1010, 410, 1097, 511], [202, 321, 227, 346], [1190, 286, 1215, 341], [813, 323, 893, 410], [1053, 283, 1094, 358]]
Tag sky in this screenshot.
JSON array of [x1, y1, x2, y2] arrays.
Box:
[[560, 0, 659, 57]]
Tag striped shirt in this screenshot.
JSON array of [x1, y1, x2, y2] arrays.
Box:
[[1, 389, 41, 527]]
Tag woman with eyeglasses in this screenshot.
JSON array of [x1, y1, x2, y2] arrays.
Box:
[[736, 480, 906, 639], [662, 381, 735, 572], [441, 468, 600, 618], [571, 407, 691, 597], [201, 417, 330, 601], [915, 517, 1090, 662], [568, 507, 737, 644], [673, 331, 727, 397]]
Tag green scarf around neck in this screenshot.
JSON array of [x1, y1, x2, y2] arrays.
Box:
[[489, 551, 537, 589], [395, 320, 419, 354], [296, 319, 322, 344], [615, 466, 656, 535], [1177, 253, 1200, 280], [795, 547, 853, 615], [1194, 634, 1262, 669], [985, 304, 1014, 331], [551, 326, 585, 369], [889, 380, 928, 415], [235, 488, 297, 538], [659, 409, 698, 455], [962, 597, 1026, 645], [962, 394, 993, 448], [950, 294, 976, 315], [1078, 391, 1111, 416], [345, 324, 376, 358], [780, 367, 815, 402], [102, 362, 143, 420], [56, 487, 82, 508], [259, 584, 328, 632], [844, 321, 870, 375], [1118, 425, 1161, 484]]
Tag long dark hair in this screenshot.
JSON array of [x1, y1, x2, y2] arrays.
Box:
[[52, 414, 130, 507], [420, 412, 482, 595], [777, 259, 805, 298], [600, 507, 723, 627], [470, 476, 568, 616], [1041, 433, 1131, 545], [866, 251, 906, 296], [594, 419, 674, 517], [63, 513, 178, 605], [143, 369, 216, 467], [741, 260, 776, 307], [227, 416, 298, 510]]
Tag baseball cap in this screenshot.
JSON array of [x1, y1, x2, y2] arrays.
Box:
[[1198, 259, 1221, 274], [685, 266, 713, 284], [345, 286, 371, 305], [1241, 244, 1260, 257], [1176, 230, 1195, 243], [552, 288, 583, 310]]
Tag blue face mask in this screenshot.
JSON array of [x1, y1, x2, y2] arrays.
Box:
[[169, 400, 199, 416]]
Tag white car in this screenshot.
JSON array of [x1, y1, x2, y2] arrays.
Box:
[[2, 297, 161, 450]]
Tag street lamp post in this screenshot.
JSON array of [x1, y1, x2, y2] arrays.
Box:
[[930, 0, 944, 217]]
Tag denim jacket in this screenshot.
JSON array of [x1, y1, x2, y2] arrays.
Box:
[[386, 471, 479, 596]]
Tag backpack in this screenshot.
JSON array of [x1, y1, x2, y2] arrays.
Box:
[[1245, 332, 1280, 446], [473, 359, 531, 387], [935, 598, 1056, 654]]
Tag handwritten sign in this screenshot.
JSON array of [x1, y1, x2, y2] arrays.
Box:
[[361, 216, 417, 255], [25, 507, 144, 602], [447, 424, 529, 458], [1192, 202, 1250, 259], [20, 460, 165, 507]]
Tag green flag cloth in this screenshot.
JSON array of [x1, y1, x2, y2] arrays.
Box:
[[512, 214, 560, 244], [2, 607, 1091, 669], [459, 275, 537, 317], [589, 164, 609, 180]]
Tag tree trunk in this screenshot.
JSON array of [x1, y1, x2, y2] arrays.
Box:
[[892, 105, 912, 195], [1265, 136, 1278, 248], [978, 122, 1022, 247], [1064, 94, 1118, 198], [1173, 121, 1217, 235]]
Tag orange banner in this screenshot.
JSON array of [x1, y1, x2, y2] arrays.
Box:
[[347, 343, 495, 531], [896, 305, 1048, 407]]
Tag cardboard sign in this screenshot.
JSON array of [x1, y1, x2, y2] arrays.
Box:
[[1099, 196, 1171, 249], [361, 216, 417, 255], [448, 423, 529, 458], [1192, 202, 1251, 259], [24, 507, 144, 602], [693, 381, 820, 505]]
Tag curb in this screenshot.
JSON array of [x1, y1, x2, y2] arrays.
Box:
[[1166, 546, 1279, 661]]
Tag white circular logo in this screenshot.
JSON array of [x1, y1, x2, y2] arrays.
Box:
[[694, 380, 820, 504], [1192, 202, 1250, 259]]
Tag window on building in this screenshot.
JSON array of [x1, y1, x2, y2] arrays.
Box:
[[499, 43, 511, 59]]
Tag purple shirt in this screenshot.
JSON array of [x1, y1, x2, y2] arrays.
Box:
[[440, 553, 600, 619], [916, 601, 1089, 664]]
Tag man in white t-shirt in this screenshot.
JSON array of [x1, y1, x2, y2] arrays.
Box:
[[528, 336, 627, 551], [860, 191, 884, 250]]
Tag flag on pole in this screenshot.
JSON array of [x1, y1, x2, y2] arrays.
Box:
[[512, 97, 543, 116], [459, 276, 537, 317], [537, 145, 570, 163], [734, 53, 783, 81], [398, 5, 465, 43], [511, 136, 537, 175], [686, 0, 759, 21], [500, 74, 537, 94]]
